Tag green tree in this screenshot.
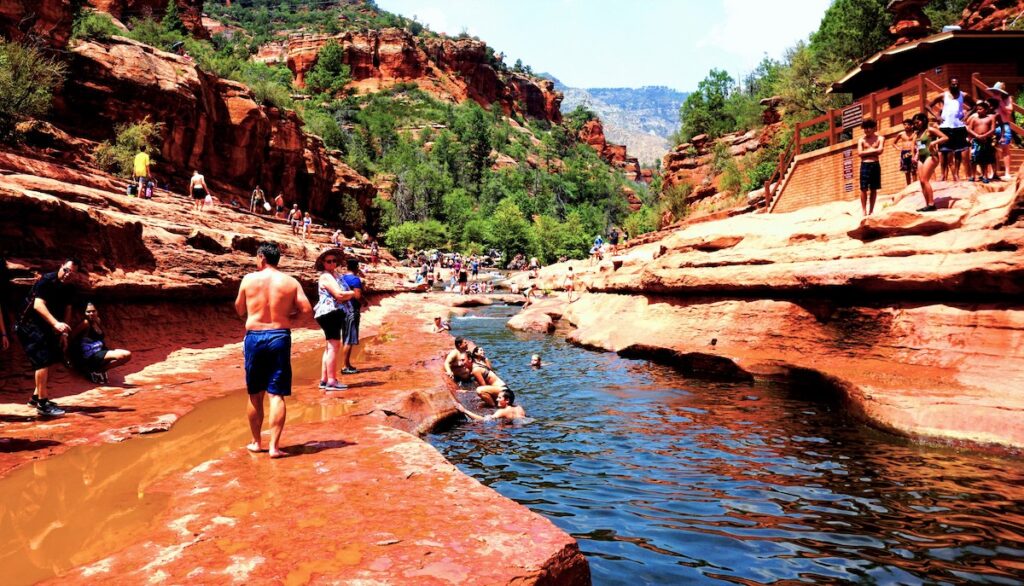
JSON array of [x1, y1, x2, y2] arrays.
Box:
[[93, 118, 164, 177], [677, 69, 735, 142], [809, 0, 891, 67], [488, 198, 534, 260], [71, 10, 122, 42], [305, 41, 351, 96], [0, 41, 67, 142], [453, 103, 493, 193], [162, 1, 188, 35]]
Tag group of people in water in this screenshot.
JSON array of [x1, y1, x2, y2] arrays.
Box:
[[443, 336, 532, 421]]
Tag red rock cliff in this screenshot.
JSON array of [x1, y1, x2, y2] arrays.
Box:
[[959, 0, 1024, 29], [51, 37, 374, 224], [579, 118, 643, 183], [87, 0, 208, 38], [0, 0, 76, 49], [259, 29, 563, 124]]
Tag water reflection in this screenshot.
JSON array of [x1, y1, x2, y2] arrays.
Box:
[[431, 305, 1024, 585]]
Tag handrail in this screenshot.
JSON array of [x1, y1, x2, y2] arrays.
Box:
[[970, 72, 1024, 138]]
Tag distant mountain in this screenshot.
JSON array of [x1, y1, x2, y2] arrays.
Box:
[[545, 76, 688, 166]]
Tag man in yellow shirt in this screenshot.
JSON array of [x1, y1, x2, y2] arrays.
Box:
[[132, 148, 151, 197]]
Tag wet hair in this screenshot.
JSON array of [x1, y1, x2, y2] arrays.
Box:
[[911, 113, 929, 128], [346, 258, 359, 272], [256, 242, 281, 266], [454, 336, 466, 348], [498, 389, 515, 405], [861, 118, 877, 130], [65, 257, 82, 268]]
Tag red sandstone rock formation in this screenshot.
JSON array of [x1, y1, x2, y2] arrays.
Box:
[[0, 0, 76, 49], [579, 118, 643, 182], [87, 0, 208, 38], [507, 173, 1024, 451], [261, 29, 563, 123], [50, 38, 374, 224], [888, 0, 933, 44], [959, 0, 1024, 30]]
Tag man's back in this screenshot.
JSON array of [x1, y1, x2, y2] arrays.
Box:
[[240, 269, 307, 330]]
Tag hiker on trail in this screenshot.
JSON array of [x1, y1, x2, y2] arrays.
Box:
[[313, 248, 356, 392], [274, 193, 286, 218], [609, 227, 620, 254], [929, 77, 973, 182], [235, 242, 312, 459], [14, 258, 81, 417], [456, 389, 525, 421], [302, 212, 313, 240], [340, 258, 364, 374], [911, 112, 949, 213], [250, 186, 265, 214], [966, 100, 998, 183], [133, 147, 151, 198], [856, 118, 884, 216], [988, 82, 1015, 181], [189, 170, 211, 212], [288, 205, 301, 234], [71, 302, 132, 385], [893, 119, 918, 186]]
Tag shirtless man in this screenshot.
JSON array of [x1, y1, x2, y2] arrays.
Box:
[[966, 100, 998, 183], [856, 118, 884, 215], [234, 242, 312, 458], [455, 389, 526, 422], [443, 336, 473, 382], [564, 266, 576, 302], [988, 82, 1015, 180]]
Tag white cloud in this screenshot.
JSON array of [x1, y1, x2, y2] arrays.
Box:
[[698, 0, 831, 67]]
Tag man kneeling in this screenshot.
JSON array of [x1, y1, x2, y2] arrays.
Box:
[[235, 243, 312, 458], [456, 389, 526, 422]]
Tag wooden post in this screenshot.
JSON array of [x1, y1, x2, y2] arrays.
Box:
[[828, 108, 836, 145], [869, 91, 877, 122], [794, 124, 801, 155], [918, 73, 926, 115], [971, 72, 979, 102]]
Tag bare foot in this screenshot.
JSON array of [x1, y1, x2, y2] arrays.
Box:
[[246, 442, 266, 453], [269, 448, 289, 459]]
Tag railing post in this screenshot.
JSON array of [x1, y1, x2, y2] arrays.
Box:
[[971, 72, 979, 102], [828, 108, 836, 145], [869, 91, 877, 122], [918, 73, 926, 115], [764, 180, 771, 209], [793, 124, 801, 156]]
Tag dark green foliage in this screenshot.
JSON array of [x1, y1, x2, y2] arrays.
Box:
[[162, 1, 187, 35], [0, 41, 66, 142], [676, 69, 736, 142], [809, 0, 891, 67], [924, 0, 972, 29], [93, 118, 163, 177], [305, 41, 351, 97], [563, 105, 595, 135], [71, 10, 122, 42]]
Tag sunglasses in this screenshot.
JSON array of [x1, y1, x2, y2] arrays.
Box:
[[323, 258, 338, 264]]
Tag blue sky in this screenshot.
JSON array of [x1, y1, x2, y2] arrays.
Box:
[[376, 0, 833, 91]]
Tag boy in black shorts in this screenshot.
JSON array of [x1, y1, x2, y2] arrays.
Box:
[[856, 119, 884, 216]]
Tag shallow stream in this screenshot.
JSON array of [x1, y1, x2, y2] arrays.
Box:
[[431, 304, 1024, 585]]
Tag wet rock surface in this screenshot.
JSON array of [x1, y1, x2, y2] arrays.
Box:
[[507, 173, 1024, 452]]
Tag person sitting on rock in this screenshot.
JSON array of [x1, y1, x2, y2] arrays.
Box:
[[456, 389, 525, 422], [432, 315, 450, 333], [444, 336, 474, 382], [71, 302, 132, 384]]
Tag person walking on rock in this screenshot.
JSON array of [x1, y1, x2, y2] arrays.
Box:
[[189, 170, 211, 213], [274, 193, 286, 218], [133, 147, 151, 198], [14, 258, 81, 417], [250, 185, 265, 214], [234, 243, 312, 458]]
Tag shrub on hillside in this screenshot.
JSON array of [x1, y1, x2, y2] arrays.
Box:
[[0, 41, 66, 143], [305, 41, 350, 96], [623, 206, 658, 237], [660, 182, 692, 224], [384, 220, 448, 255], [93, 118, 164, 177], [71, 10, 122, 42]]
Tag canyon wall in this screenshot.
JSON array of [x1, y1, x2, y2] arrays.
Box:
[[511, 174, 1024, 451], [257, 29, 564, 123], [87, 0, 208, 38]]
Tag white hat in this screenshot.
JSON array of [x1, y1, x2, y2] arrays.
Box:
[[987, 81, 1010, 97]]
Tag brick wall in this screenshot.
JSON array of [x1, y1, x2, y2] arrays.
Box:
[[772, 127, 914, 214]]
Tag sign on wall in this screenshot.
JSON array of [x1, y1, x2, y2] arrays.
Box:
[[843, 148, 854, 193], [842, 104, 863, 130]]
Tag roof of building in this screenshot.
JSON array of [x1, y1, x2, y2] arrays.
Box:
[[830, 30, 1024, 96]]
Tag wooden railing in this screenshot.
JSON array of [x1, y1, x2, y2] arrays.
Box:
[[764, 73, 947, 210], [969, 73, 1024, 138]]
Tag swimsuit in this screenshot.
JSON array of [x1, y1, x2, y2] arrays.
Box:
[[243, 329, 292, 396]]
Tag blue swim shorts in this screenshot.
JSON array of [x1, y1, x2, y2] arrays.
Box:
[[243, 329, 292, 396], [998, 122, 1014, 147], [342, 311, 360, 346]]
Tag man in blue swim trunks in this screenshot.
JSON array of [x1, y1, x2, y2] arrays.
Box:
[[234, 243, 312, 458]]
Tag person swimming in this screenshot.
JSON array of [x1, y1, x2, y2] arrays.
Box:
[[470, 347, 507, 407], [530, 354, 542, 368], [456, 389, 525, 422]]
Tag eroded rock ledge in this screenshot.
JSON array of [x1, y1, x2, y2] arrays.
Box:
[[508, 176, 1024, 453]]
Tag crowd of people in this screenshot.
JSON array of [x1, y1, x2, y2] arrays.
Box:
[[442, 336, 533, 422], [856, 78, 1017, 216]]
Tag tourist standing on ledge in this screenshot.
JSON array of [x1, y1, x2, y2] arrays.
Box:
[[911, 113, 948, 213], [340, 258, 364, 374], [250, 185, 265, 214], [234, 243, 312, 458], [966, 100, 998, 183], [14, 258, 81, 417], [565, 266, 577, 302], [988, 82, 1015, 181], [189, 170, 211, 213], [929, 77, 972, 182], [893, 119, 918, 186], [856, 118, 884, 216], [288, 205, 301, 235], [274, 193, 285, 218]]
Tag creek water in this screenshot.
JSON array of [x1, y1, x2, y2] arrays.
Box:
[[430, 304, 1024, 585]]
